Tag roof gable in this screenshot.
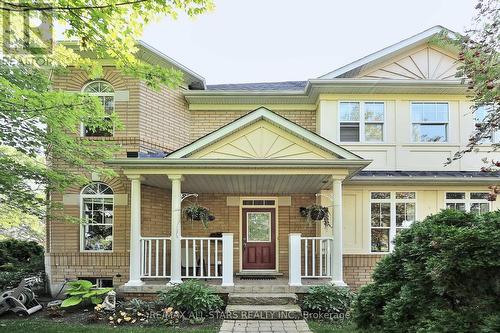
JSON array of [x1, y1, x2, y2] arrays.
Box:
[[360, 45, 459, 80], [167, 107, 362, 160], [319, 26, 460, 79]]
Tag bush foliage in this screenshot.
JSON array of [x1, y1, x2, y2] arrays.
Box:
[[353, 209, 500, 333], [302, 285, 354, 318], [158, 280, 223, 317], [0, 238, 45, 290]]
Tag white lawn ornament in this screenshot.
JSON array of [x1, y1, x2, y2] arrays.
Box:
[[102, 290, 116, 311]]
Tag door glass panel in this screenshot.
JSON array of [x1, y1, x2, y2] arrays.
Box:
[[247, 212, 271, 242]]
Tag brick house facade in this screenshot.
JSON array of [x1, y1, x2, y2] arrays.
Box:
[[46, 27, 499, 295]]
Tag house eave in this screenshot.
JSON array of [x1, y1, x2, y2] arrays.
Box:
[[184, 79, 466, 105], [347, 176, 499, 186], [106, 158, 371, 169]]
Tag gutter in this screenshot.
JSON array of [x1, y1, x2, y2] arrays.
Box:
[[105, 158, 372, 169]]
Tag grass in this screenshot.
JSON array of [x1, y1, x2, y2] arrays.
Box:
[[308, 321, 362, 333], [0, 318, 220, 333]]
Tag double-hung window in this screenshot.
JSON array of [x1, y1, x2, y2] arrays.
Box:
[[370, 191, 416, 253], [445, 192, 490, 214], [339, 102, 384, 142], [411, 102, 448, 142], [81, 182, 114, 251]]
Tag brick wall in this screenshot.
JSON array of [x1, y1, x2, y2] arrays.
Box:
[[190, 110, 317, 141], [138, 82, 191, 152], [343, 254, 385, 289]]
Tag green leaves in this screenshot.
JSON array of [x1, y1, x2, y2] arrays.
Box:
[[61, 279, 113, 308], [353, 210, 500, 332], [157, 280, 223, 316], [61, 296, 83, 307], [302, 285, 354, 317]]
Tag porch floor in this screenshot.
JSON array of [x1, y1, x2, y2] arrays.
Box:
[[118, 276, 332, 294]]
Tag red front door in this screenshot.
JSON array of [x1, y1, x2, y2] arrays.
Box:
[[242, 208, 276, 270]]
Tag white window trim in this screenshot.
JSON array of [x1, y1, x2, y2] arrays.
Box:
[[80, 80, 116, 137], [338, 101, 386, 143], [410, 101, 449, 143], [444, 192, 491, 213], [80, 184, 115, 253], [369, 191, 417, 254]]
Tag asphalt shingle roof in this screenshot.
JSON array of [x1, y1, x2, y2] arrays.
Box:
[[355, 171, 499, 178], [206, 81, 307, 91]]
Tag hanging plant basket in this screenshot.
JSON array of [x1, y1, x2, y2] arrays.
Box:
[[183, 203, 215, 229], [299, 204, 330, 227]]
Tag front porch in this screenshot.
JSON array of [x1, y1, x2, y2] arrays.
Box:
[[119, 172, 355, 290], [106, 108, 371, 292]]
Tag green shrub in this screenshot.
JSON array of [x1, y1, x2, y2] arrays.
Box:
[[158, 280, 223, 317], [302, 285, 354, 319], [0, 238, 44, 270], [353, 209, 500, 333], [0, 238, 45, 290], [61, 280, 113, 307]]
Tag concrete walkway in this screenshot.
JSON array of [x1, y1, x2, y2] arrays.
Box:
[[219, 319, 312, 333]]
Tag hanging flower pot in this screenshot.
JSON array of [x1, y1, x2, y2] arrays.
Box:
[[183, 203, 215, 229], [299, 204, 330, 227]]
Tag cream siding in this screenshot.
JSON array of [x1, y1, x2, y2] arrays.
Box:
[[341, 185, 500, 254]]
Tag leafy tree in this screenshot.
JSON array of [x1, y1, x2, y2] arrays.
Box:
[[438, 0, 499, 201], [353, 210, 500, 333], [0, 204, 44, 243], [0, 1, 213, 220], [1, 0, 214, 89]]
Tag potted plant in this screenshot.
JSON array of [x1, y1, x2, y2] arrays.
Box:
[[183, 203, 215, 228], [299, 204, 330, 227]]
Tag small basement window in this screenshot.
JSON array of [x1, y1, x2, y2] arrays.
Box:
[[79, 277, 113, 288]]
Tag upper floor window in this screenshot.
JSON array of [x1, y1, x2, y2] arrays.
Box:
[[445, 192, 490, 214], [82, 81, 114, 137], [411, 102, 448, 142], [474, 106, 499, 144], [339, 102, 384, 142], [370, 191, 416, 253], [81, 182, 114, 251]]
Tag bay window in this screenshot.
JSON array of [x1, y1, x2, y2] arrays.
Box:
[[370, 191, 416, 252], [339, 102, 384, 142], [411, 102, 448, 142]]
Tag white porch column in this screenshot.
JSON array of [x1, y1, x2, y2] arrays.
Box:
[[169, 175, 183, 284], [221, 233, 234, 286], [125, 175, 144, 287], [288, 233, 302, 286], [331, 177, 347, 286]]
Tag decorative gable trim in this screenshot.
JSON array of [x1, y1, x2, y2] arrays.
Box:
[[167, 107, 362, 160], [319, 26, 458, 79]]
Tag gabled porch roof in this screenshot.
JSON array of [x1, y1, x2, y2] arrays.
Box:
[[106, 107, 370, 193], [167, 107, 363, 160]]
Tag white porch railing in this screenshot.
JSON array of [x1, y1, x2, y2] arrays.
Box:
[[289, 233, 334, 286], [140, 237, 171, 278], [301, 237, 334, 278], [139, 233, 233, 286], [181, 237, 223, 278]]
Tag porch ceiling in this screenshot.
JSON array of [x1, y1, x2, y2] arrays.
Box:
[[142, 174, 332, 194]]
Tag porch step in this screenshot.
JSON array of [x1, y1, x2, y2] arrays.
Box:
[[228, 292, 297, 305], [225, 304, 302, 320]]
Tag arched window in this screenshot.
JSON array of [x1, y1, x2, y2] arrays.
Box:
[[81, 182, 114, 251], [81, 80, 115, 137]]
